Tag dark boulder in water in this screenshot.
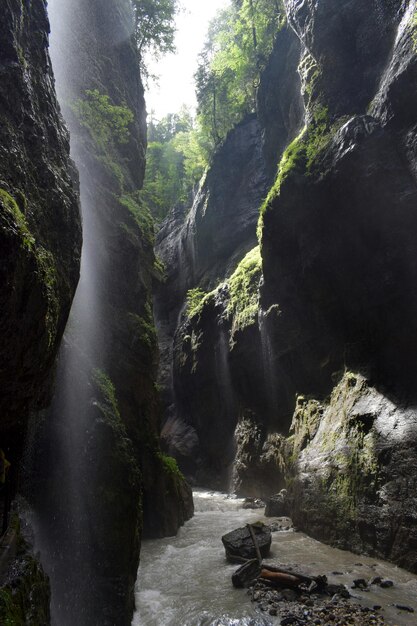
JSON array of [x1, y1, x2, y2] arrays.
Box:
[[222, 523, 271, 562]]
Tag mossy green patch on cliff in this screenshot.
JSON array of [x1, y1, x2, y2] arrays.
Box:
[[0, 517, 50, 626], [0, 188, 60, 348], [0, 188, 35, 250], [227, 246, 262, 339], [286, 373, 380, 525], [92, 368, 120, 418], [186, 287, 208, 318], [126, 298, 157, 352], [257, 128, 306, 240], [119, 192, 155, 246], [289, 395, 323, 456], [128, 312, 158, 351], [71, 89, 134, 147], [71, 89, 135, 190], [179, 329, 202, 373], [158, 452, 183, 480]]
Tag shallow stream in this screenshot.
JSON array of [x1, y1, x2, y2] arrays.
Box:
[[132, 491, 417, 626]]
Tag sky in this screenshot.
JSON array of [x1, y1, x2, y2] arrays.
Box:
[[145, 0, 230, 120]]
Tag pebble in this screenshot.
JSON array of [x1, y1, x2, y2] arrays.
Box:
[[247, 578, 388, 625], [380, 580, 394, 588], [394, 604, 414, 612], [352, 578, 368, 589]]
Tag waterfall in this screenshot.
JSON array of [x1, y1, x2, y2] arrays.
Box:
[[25, 0, 103, 623], [258, 308, 277, 418], [24, 1, 141, 623]]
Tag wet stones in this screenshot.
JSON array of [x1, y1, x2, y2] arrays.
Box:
[[247, 580, 387, 625], [222, 523, 272, 562], [265, 489, 289, 517], [379, 579, 393, 589]]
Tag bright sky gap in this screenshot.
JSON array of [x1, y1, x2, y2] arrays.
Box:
[[145, 0, 231, 119]]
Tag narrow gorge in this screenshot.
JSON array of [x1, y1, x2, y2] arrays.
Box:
[[1, 0, 417, 625]]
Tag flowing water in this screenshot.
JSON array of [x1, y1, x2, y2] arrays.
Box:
[[133, 491, 417, 626]]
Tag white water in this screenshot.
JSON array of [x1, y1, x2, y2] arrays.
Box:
[[133, 491, 417, 626]]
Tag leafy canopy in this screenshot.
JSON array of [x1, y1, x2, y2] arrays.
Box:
[[195, 0, 284, 149], [141, 106, 208, 222], [132, 0, 179, 72]]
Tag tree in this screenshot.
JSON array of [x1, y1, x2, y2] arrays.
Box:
[[140, 108, 208, 222], [195, 0, 284, 152], [132, 0, 179, 70]]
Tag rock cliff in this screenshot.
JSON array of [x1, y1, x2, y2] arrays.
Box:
[[23, 1, 193, 624], [160, 0, 417, 570], [0, 0, 81, 462], [0, 0, 81, 619]]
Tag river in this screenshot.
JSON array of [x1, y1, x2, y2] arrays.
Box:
[[132, 491, 417, 626]]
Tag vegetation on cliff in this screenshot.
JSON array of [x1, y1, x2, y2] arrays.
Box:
[[141, 0, 285, 220]]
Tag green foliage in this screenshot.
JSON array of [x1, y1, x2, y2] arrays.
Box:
[[157, 452, 183, 479], [258, 106, 335, 243], [0, 189, 59, 348], [305, 105, 330, 170], [227, 246, 262, 338], [119, 192, 155, 245], [153, 255, 166, 282], [71, 89, 135, 189], [128, 310, 157, 350], [132, 0, 179, 74], [72, 89, 133, 147], [35, 246, 59, 349], [92, 369, 120, 418], [186, 288, 207, 318], [141, 108, 208, 221], [195, 0, 284, 151], [0, 188, 35, 250]]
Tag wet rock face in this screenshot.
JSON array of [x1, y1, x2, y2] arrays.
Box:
[[285, 0, 401, 115], [256, 1, 417, 566], [161, 0, 417, 572], [155, 115, 271, 477], [22, 0, 192, 624], [287, 373, 417, 572], [0, 0, 81, 449], [262, 113, 417, 403], [257, 25, 305, 180], [0, 519, 50, 625]]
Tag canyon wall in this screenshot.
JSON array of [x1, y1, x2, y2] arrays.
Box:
[[0, 0, 81, 621], [159, 0, 417, 570]]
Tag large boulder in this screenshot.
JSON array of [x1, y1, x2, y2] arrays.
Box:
[[222, 524, 272, 562]]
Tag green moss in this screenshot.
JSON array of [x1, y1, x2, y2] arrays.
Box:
[[71, 89, 135, 191], [0, 189, 60, 348], [0, 524, 50, 626], [227, 246, 262, 339], [290, 395, 323, 455], [186, 287, 207, 318], [299, 53, 322, 107], [128, 311, 157, 351], [35, 246, 59, 348], [119, 192, 155, 246], [71, 89, 134, 147], [92, 368, 120, 419], [158, 453, 183, 480], [153, 255, 166, 282], [0, 589, 23, 626], [0, 188, 35, 251], [178, 328, 202, 373], [305, 105, 331, 170], [287, 373, 380, 524], [257, 128, 306, 240]]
